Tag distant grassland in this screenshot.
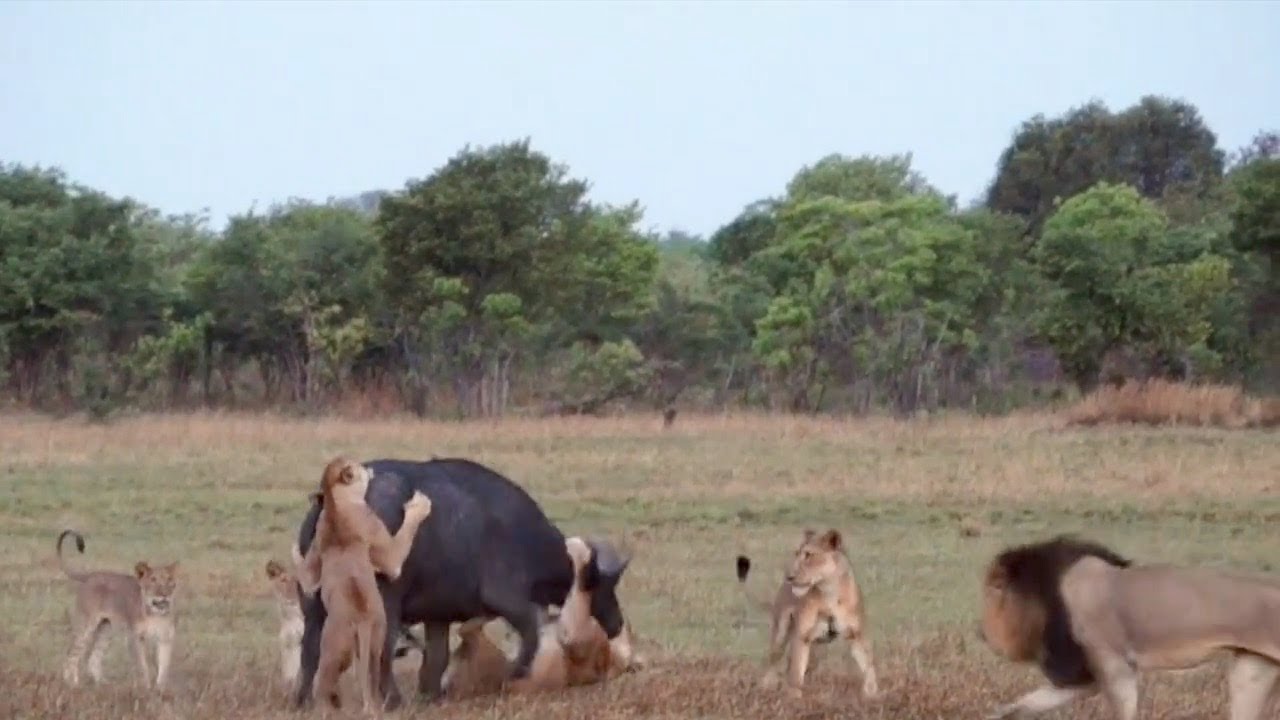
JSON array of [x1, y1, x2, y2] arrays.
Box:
[[1, 411, 1276, 719]]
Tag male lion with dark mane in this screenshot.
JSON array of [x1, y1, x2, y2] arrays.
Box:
[[979, 534, 1280, 719], [735, 528, 879, 699]]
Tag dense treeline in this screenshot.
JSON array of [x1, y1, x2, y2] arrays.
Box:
[[1, 96, 1277, 418]]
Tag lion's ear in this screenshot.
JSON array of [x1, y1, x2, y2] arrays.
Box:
[[340, 463, 356, 484], [134, 561, 152, 579], [820, 529, 843, 551], [266, 559, 284, 578]]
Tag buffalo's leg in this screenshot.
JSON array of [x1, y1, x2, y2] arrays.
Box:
[[479, 567, 543, 680], [493, 599, 541, 680], [294, 594, 326, 708], [377, 590, 403, 711], [416, 622, 451, 700]]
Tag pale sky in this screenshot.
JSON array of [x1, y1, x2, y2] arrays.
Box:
[[2, 1, 1277, 237]]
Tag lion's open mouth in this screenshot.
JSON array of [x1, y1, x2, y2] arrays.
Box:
[[148, 598, 172, 613]]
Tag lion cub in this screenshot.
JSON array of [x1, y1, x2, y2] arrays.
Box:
[[442, 537, 620, 698], [57, 530, 178, 690], [293, 457, 433, 713], [265, 558, 305, 686], [735, 528, 879, 699]]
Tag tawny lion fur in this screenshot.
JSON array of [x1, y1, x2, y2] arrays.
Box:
[[265, 558, 305, 686], [441, 537, 626, 699], [979, 534, 1280, 720], [293, 456, 433, 713], [735, 528, 879, 698], [57, 529, 178, 690], [266, 557, 425, 689]]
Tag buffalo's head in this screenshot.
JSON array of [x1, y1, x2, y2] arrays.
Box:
[[583, 537, 631, 639]]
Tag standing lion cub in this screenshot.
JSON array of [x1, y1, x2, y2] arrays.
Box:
[[57, 529, 179, 690], [293, 456, 433, 713]]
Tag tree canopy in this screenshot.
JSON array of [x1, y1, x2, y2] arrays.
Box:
[[1, 96, 1275, 418]]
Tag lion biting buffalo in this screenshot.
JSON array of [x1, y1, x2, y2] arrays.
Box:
[[290, 457, 634, 710]]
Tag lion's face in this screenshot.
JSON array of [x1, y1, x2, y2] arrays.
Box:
[[785, 529, 844, 595], [135, 561, 178, 616], [978, 561, 1043, 663], [265, 559, 299, 608], [322, 457, 372, 505]]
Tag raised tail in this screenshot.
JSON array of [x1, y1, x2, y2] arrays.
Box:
[[57, 530, 89, 582], [735, 555, 773, 612]]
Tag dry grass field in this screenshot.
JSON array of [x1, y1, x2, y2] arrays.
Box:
[[1, 409, 1277, 719]]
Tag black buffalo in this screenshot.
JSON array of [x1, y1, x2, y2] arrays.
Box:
[[292, 457, 631, 709]]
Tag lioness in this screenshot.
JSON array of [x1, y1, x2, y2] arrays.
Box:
[[979, 534, 1280, 719], [266, 558, 425, 687], [293, 457, 433, 713], [57, 530, 178, 690], [735, 528, 879, 698], [441, 537, 623, 698]]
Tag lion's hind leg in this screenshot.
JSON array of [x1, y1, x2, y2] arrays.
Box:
[[63, 616, 106, 686], [313, 620, 355, 709], [1228, 651, 1280, 720], [761, 610, 792, 686], [846, 631, 880, 698], [85, 621, 112, 683]]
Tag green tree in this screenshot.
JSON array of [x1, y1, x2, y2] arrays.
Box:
[[751, 192, 991, 413], [1228, 153, 1280, 386], [786, 152, 945, 205], [706, 199, 779, 267], [986, 97, 1225, 233], [376, 139, 658, 416], [185, 202, 381, 405], [0, 163, 170, 406], [1033, 182, 1236, 389]]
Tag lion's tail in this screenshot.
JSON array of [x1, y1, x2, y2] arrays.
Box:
[[56, 529, 89, 582], [735, 555, 773, 613]]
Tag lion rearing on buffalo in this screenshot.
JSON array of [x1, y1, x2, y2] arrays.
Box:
[[293, 456, 434, 714], [978, 534, 1280, 720]]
